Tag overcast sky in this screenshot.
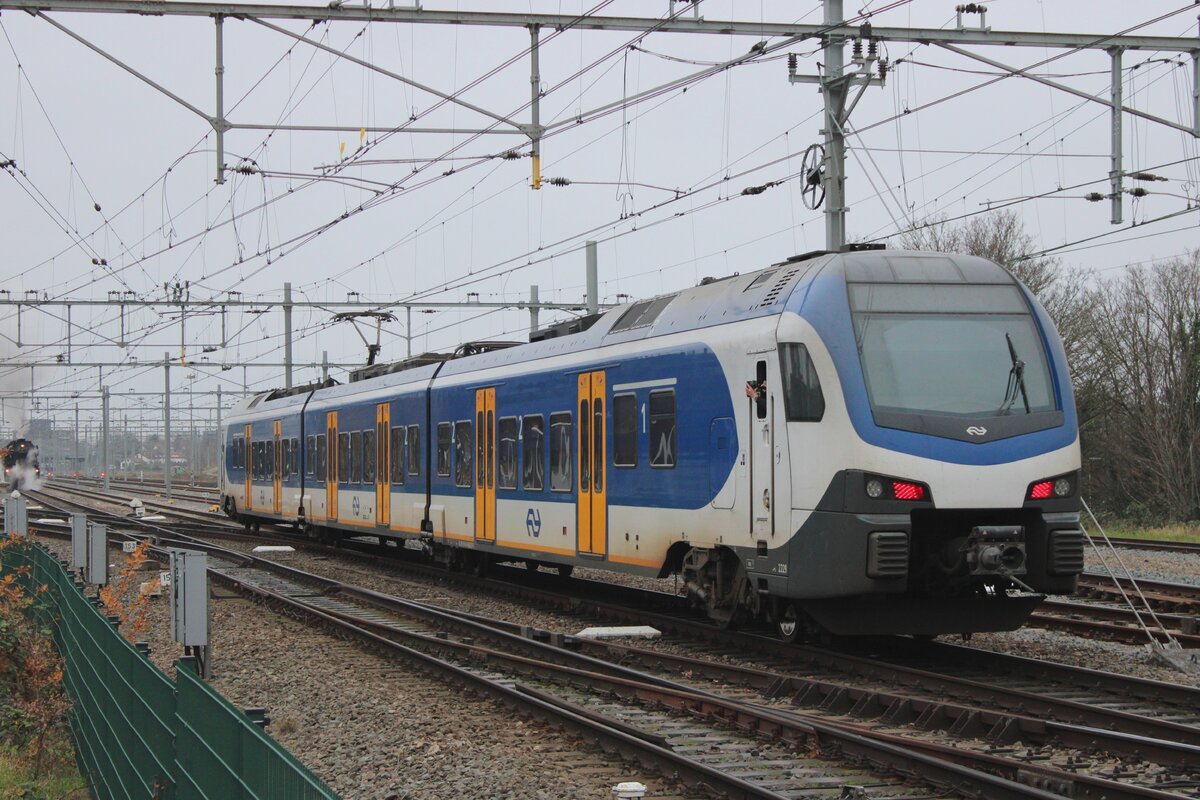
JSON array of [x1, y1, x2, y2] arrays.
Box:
[[1, 1, 1198, 437]]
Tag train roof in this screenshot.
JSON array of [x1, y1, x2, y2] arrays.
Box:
[[228, 247, 1017, 418]]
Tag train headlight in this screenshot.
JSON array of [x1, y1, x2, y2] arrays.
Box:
[[1027, 473, 1075, 501], [864, 474, 930, 502]]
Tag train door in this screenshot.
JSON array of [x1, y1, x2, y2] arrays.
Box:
[[376, 403, 390, 528], [474, 388, 495, 542], [577, 371, 607, 557], [243, 424, 252, 511], [273, 420, 283, 514], [747, 356, 774, 539], [326, 411, 338, 522]]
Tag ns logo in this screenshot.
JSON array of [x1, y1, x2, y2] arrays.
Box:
[[965, 426, 988, 437]]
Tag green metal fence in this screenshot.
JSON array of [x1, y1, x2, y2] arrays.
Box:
[[1, 541, 339, 800]]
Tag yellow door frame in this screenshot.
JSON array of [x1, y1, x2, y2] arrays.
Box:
[[326, 411, 338, 522], [273, 420, 283, 514], [243, 423, 252, 511], [577, 371, 607, 556], [474, 388, 496, 542], [377, 403, 391, 527]]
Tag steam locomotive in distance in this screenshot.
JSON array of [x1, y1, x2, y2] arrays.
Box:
[[2, 439, 41, 491]]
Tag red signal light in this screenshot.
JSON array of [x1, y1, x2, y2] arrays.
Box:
[[892, 481, 925, 501], [1029, 480, 1053, 500]]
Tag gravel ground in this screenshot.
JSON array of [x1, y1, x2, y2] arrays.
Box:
[[32, 535, 680, 800], [27, 522, 1200, 797], [1085, 544, 1200, 586]]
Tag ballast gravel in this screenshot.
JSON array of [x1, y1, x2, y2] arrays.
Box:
[[31, 527, 1200, 798]]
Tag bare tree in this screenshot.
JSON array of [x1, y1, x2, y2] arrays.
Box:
[[1085, 251, 1200, 521]]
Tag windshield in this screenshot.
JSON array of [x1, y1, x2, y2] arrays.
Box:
[[849, 283, 1055, 417]]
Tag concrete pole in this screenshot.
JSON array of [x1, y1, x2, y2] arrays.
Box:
[[585, 241, 598, 315], [529, 24, 542, 190], [216, 385, 223, 482], [214, 15, 226, 185], [822, 0, 847, 250], [406, 307, 412, 358], [74, 404, 80, 477], [529, 285, 540, 337], [321, 351, 329, 383], [164, 352, 172, 500], [189, 389, 195, 486], [1110, 47, 1124, 225], [101, 386, 110, 490], [283, 282, 294, 390]]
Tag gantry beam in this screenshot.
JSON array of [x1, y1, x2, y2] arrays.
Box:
[[0, 298, 603, 310], [0, 0, 1195, 51]]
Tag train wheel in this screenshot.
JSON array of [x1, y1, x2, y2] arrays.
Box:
[[556, 564, 573, 578], [775, 600, 802, 644]]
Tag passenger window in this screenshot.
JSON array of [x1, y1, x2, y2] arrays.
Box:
[[593, 398, 603, 492], [486, 410, 494, 490], [407, 426, 420, 476], [363, 429, 376, 484], [579, 400, 590, 490], [306, 436, 315, 474], [497, 417, 518, 490], [338, 433, 350, 484], [476, 412, 485, 487], [755, 360, 768, 420], [250, 442, 258, 479], [282, 439, 291, 477], [649, 390, 676, 468], [436, 423, 451, 476], [778, 343, 825, 422], [390, 426, 406, 485], [613, 394, 637, 467], [522, 415, 544, 491], [454, 421, 473, 488], [550, 413, 572, 492], [350, 431, 363, 484], [265, 440, 275, 478], [292, 438, 300, 475], [315, 435, 327, 480]]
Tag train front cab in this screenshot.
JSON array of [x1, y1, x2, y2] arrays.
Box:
[[771, 252, 1085, 638]]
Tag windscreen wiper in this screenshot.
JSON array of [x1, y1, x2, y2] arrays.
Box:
[[998, 332, 1030, 415]]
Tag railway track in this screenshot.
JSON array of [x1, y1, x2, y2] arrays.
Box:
[[1095, 537, 1200, 555], [17, 488, 1200, 799], [37, 479, 1200, 651]]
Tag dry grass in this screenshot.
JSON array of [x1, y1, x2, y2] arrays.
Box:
[[1091, 522, 1200, 543]]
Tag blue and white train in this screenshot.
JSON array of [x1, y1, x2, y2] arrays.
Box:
[[219, 246, 1084, 639]]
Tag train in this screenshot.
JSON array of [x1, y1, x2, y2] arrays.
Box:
[[2, 438, 41, 492], [219, 245, 1084, 640]]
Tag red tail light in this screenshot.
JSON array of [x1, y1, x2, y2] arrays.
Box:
[[1029, 480, 1053, 500], [892, 481, 925, 501]]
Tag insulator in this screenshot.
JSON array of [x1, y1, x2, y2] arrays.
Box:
[[547, 177, 572, 187], [1084, 192, 1105, 202], [1128, 187, 1149, 197], [877, 58, 888, 80], [867, 39, 878, 59], [787, 52, 797, 73], [852, 39, 863, 59]]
